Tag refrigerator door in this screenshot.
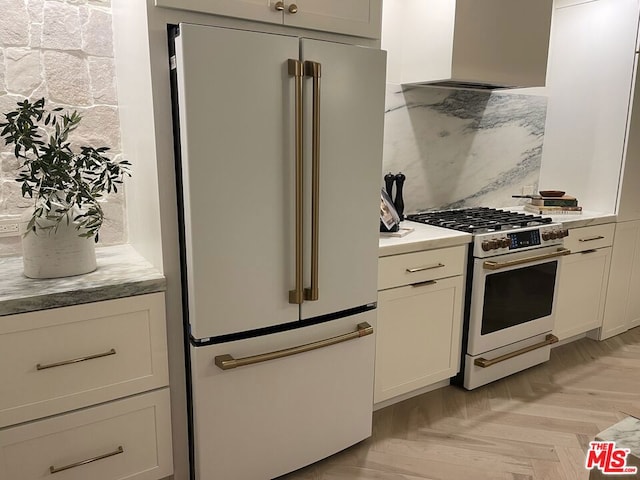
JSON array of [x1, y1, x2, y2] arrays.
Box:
[[190, 311, 376, 480], [299, 39, 387, 319], [174, 24, 300, 339]]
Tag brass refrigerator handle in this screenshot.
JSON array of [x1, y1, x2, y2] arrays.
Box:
[[579, 235, 605, 242], [482, 248, 571, 271], [474, 334, 559, 368], [304, 60, 321, 302], [214, 322, 373, 370], [36, 348, 116, 371], [49, 446, 124, 474], [288, 59, 304, 305]]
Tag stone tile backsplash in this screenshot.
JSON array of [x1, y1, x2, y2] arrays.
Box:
[[383, 85, 547, 214], [0, 0, 124, 256]]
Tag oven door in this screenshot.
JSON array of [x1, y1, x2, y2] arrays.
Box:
[[467, 245, 569, 356]]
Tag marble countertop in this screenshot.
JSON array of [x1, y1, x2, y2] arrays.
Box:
[[597, 416, 640, 459], [379, 221, 472, 257], [0, 244, 166, 317]]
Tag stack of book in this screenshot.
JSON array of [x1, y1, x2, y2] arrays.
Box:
[[523, 195, 582, 215]]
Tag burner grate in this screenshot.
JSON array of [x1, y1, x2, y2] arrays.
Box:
[[406, 207, 553, 233]]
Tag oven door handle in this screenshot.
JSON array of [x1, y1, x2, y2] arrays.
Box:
[[482, 248, 571, 271], [474, 334, 559, 368]]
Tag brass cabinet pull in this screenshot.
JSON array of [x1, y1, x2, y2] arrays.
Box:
[[581, 249, 598, 254], [474, 334, 558, 368], [49, 446, 124, 474], [579, 235, 605, 242], [406, 263, 445, 273], [36, 348, 116, 371], [411, 280, 437, 288], [215, 322, 373, 370], [304, 61, 322, 302], [274, 1, 285, 11], [288, 3, 298, 13], [483, 248, 571, 271], [288, 59, 304, 305]]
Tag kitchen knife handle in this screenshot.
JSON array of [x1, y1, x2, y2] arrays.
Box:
[[304, 60, 321, 302], [288, 59, 304, 305]]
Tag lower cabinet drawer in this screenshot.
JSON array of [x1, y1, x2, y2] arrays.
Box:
[[564, 223, 615, 253], [0, 293, 169, 427], [0, 388, 173, 480]]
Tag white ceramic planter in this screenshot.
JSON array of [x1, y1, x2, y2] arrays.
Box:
[[20, 210, 97, 279]]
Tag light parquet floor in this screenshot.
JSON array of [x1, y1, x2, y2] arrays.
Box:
[[279, 327, 640, 480]]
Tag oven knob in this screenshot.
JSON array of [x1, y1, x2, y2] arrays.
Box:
[[551, 230, 559, 240], [542, 231, 551, 241], [500, 237, 510, 248], [481, 240, 491, 251]]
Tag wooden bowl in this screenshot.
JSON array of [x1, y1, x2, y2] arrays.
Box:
[[539, 190, 565, 197]]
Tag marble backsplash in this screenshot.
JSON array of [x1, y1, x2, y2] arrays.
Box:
[[383, 85, 547, 214]]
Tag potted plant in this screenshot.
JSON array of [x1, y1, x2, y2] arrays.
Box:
[[0, 98, 131, 278]]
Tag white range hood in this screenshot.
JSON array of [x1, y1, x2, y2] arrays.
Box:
[[383, 0, 553, 89]]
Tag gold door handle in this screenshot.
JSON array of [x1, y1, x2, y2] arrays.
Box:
[[474, 334, 558, 368], [406, 263, 445, 273], [288, 3, 298, 13], [49, 446, 124, 474], [274, 1, 285, 11], [483, 248, 571, 270], [288, 59, 304, 304], [579, 235, 605, 242], [36, 348, 116, 371], [304, 60, 321, 302], [215, 322, 373, 370]]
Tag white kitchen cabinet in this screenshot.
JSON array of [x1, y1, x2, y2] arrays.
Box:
[[554, 224, 614, 341], [0, 293, 173, 480], [154, 0, 383, 38], [600, 221, 640, 339], [375, 246, 465, 404]]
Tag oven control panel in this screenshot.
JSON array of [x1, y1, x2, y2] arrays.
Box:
[[474, 224, 567, 258]]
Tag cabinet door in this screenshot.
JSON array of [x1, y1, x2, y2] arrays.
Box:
[[554, 248, 611, 340], [374, 275, 464, 404], [174, 24, 301, 339], [601, 221, 640, 339], [284, 0, 382, 38], [155, 0, 283, 25]]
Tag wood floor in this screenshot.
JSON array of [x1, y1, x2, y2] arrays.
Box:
[[280, 327, 640, 480]]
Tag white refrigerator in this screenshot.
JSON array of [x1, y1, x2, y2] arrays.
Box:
[[171, 23, 386, 479]]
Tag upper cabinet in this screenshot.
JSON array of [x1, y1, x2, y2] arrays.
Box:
[[382, 0, 553, 88], [154, 0, 383, 39]]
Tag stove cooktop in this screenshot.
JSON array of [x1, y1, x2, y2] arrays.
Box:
[[406, 207, 553, 234]]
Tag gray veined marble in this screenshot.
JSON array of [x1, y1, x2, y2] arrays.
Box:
[[597, 416, 640, 461], [0, 244, 166, 317], [383, 85, 547, 214]]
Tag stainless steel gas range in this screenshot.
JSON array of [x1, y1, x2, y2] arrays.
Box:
[[407, 208, 571, 389]]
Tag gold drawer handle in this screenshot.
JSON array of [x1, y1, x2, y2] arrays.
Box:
[[50, 445, 124, 474], [483, 248, 571, 271], [411, 280, 437, 288], [215, 322, 373, 370], [36, 348, 116, 371], [579, 235, 605, 242], [406, 263, 445, 273], [474, 334, 558, 368]]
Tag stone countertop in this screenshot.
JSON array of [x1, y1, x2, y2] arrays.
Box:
[[507, 207, 617, 228], [0, 244, 166, 317], [379, 221, 472, 257]]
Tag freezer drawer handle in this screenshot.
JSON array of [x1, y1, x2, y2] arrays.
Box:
[[36, 348, 116, 371], [406, 263, 445, 273], [49, 446, 124, 474], [474, 334, 558, 368], [214, 322, 373, 370], [579, 235, 605, 242], [483, 248, 571, 271]]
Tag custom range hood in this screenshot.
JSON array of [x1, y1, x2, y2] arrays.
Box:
[[382, 0, 553, 89]]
